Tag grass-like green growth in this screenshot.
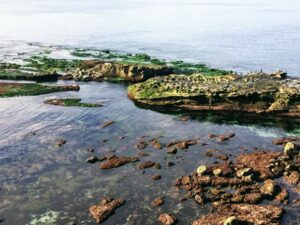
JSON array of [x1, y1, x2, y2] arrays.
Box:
[[0, 83, 79, 97], [0, 69, 59, 81], [44, 98, 102, 107], [23, 56, 82, 73]]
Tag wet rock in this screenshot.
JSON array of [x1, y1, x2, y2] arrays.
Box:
[[213, 168, 222, 176], [273, 136, 300, 145], [236, 168, 252, 178], [53, 139, 66, 148], [86, 156, 99, 164], [128, 73, 300, 117], [167, 146, 177, 154], [191, 204, 283, 225], [154, 163, 162, 169], [158, 214, 177, 225], [138, 161, 156, 169], [167, 161, 175, 167], [166, 139, 197, 150], [152, 174, 162, 180], [284, 171, 300, 185], [275, 189, 289, 203], [196, 165, 207, 175], [243, 193, 263, 204], [217, 154, 229, 161], [100, 156, 139, 169], [260, 179, 277, 197], [137, 151, 150, 157], [223, 216, 238, 225], [100, 121, 115, 129], [66, 61, 173, 82], [136, 140, 148, 149], [195, 195, 204, 205], [236, 151, 281, 180], [284, 142, 299, 157], [150, 139, 163, 149], [152, 197, 164, 206], [89, 198, 125, 224]]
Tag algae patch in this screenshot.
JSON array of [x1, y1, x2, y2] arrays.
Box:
[[44, 98, 102, 107]]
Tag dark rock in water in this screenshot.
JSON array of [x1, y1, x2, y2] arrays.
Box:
[[191, 204, 283, 225], [152, 174, 162, 180], [53, 139, 66, 148], [44, 98, 102, 107], [100, 121, 115, 129], [128, 73, 300, 117], [152, 197, 164, 206], [63, 61, 174, 82], [167, 161, 175, 167], [100, 156, 139, 169], [138, 161, 156, 169], [273, 136, 300, 145], [166, 139, 198, 150], [158, 213, 177, 225], [135, 140, 148, 149], [89, 198, 125, 224], [86, 156, 99, 164]]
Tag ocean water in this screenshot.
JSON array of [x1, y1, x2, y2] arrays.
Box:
[[0, 0, 300, 75]]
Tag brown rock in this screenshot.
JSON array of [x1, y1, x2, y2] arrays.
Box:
[[167, 146, 177, 154], [138, 161, 156, 169], [150, 139, 163, 149], [191, 204, 283, 225], [86, 156, 99, 164], [100, 156, 138, 169], [152, 174, 162, 180], [100, 121, 115, 129], [89, 198, 125, 224], [275, 189, 289, 203], [158, 214, 177, 225], [260, 179, 277, 197], [236, 151, 281, 180], [152, 197, 164, 206], [284, 171, 300, 185], [243, 193, 263, 204]]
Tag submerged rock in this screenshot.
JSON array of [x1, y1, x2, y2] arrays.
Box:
[[128, 73, 300, 117], [100, 155, 139, 169], [44, 98, 102, 107], [89, 198, 125, 224], [191, 204, 283, 225], [158, 213, 177, 225]]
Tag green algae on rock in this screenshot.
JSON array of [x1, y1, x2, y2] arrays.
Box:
[[0, 83, 79, 97], [44, 98, 102, 107], [128, 71, 300, 117]]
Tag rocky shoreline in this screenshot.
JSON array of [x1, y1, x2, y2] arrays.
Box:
[[128, 71, 300, 117]]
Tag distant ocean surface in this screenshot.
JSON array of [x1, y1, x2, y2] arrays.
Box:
[[0, 0, 300, 75]]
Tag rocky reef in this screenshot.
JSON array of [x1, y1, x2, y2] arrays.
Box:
[[128, 71, 300, 116], [0, 83, 79, 97], [62, 61, 174, 82]]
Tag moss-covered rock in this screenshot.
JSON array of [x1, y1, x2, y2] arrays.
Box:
[[128, 72, 300, 116], [44, 98, 102, 107], [0, 83, 79, 97]]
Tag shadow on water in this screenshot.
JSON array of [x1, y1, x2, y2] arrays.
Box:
[[132, 102, 300, 133]]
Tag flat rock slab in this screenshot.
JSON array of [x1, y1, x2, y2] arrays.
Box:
[[191, 204, 284, 225], [89, 198, 125, 224], [128, 73, 300, 116]]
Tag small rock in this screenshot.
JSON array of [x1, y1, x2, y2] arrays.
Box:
[[158, 214, 177, 225], [167, 161, 175, 167], [284, 142, 299, 157], [154, 163, 162, 169], [260, 179, 277, 197], [86, 156, 98, 164], [275, 189, 289, 203], [167, 146, 177, 154], [152, 174, 162, 180], [196, 165, 207, 175], [152, 197, 164, 206], [100, 121, 115, 129], [236, 168, 252, 178], [213, 168, 222, 176], [54, 139, 66, 148], [138, 161, 156, 169], [150, 139, 163, 149], [223, 216, 238, 225], [284, 171, 300, 185], [195, 195, 204, 205], [136, 140, 148, 149], [89, 198, 125, 224]]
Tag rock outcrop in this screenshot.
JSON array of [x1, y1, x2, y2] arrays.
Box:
[[128, 72, 300, 116], [62, 61, 174, 82]]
